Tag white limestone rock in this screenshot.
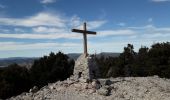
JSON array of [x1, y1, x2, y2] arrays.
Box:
[[92, 80, 101, 89], [97, 87, 109, 96], [8, 76, 170, 100], [29, 86, 38, 93], [73, 54, 100, 80]]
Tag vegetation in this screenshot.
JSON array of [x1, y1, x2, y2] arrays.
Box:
[[30, 52, 74, 87], [0, 52, 74, 99], [96, 42, 170, 78], [1, 42, 170, 99], [0, 64, 31, 99]]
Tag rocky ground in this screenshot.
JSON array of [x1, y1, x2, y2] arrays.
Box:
[[9, 76, 170, 100]]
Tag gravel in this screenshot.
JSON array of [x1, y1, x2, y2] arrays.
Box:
[[8, 76, 170, 100]]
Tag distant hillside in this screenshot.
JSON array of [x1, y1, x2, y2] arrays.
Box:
[[67, 53, 81, 60], [96, 52, 120, 58], [0, 52, 120, 67], [68, 52, 120, 60], [0, 57, 38, 68]]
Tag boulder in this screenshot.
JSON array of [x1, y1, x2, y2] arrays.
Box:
[[97, 88, 109, 96], [74, 83, 82, 89], [88, 89, 96, 94], [92, 80, 101, 89], [82, 83, 88, 89], [79, 78, 89, 83], [67, 79, 74, 85], [56, 87, 64, 91], [49, 85, 55, 90], [105, 79, 112, 85], [88, 83, 93, 89], [29, 86, 38, 93]]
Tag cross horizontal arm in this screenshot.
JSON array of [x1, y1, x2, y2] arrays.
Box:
[[72, 29, 96, 35]]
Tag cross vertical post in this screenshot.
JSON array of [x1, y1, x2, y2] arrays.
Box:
[[83, 22, 88, 57], [72, 22, 96, 57]]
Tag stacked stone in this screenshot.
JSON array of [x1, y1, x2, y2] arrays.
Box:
[[73, 54, 100, 80]]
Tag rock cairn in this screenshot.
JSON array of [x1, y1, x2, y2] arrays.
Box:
[[73, 54, 100, 80]]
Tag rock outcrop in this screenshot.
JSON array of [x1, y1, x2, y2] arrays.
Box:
[[8, 76, 170, 100]]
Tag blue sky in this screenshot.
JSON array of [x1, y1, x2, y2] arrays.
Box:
[[0, 0, 170, 58]]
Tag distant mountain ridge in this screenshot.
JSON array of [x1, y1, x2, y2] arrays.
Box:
[[67, 52, 120, 60], [0, 52, 120, 67], [0, 57, 38, 67]]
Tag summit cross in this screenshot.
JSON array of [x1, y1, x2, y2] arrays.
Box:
[[72, 22, 97, 57]]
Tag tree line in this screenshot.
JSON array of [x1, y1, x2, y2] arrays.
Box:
[[0, 52, 74, 99], [96, 42, 170, 78]]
